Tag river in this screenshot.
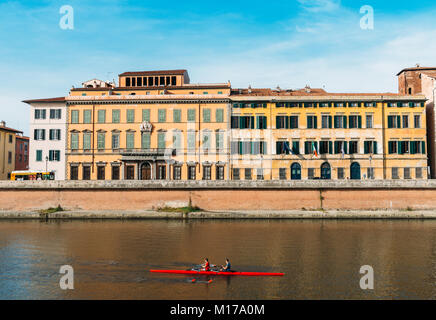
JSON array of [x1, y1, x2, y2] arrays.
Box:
[[1, 219, 436, 300]]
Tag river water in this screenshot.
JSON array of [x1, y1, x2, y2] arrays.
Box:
[[1, 219, 436, 300]]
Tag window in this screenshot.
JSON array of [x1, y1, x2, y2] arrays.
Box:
[[337, 168, 345, 179], [97, 166, 105, 180], [416, 167, 423, 179], [307, 116, 317, 129], [188, 132, 196, 151], [71, 133, 79, 150], [366, 115, 373, 128], [216, 166, 225, 180], [173, 166, 181, 180], [279, 168, 287, 180], [402, 115, 409, 128], [388, 115, 401, 128], [112, 166, 120, 180], [8, 151, 12, 164], [97, 110, 106, 123], [367, 168, 374, 180], [334, 116, 346, 129], [319, 141, 332, 155], [34, 129, 45, 141], [399, 141, 410, 154], [83, 166, 91, 180], [127, 110, 135, 123], [232, 168, 240, 180], [202, 132, 211, 151], [349, 141, 358, 154], [157, 165, 166, 180], [188, 166, 196, 180], [321, 115, 332, 129], [388, 141, 398, 154], [392, 167, 399, 179], [35, 109, 46, 119], [404, 168, 411, 179], [216, 109, 224, 123], [308, 168, 315, 179], [158, 109, 166, 122], [83, 110, 92, 124], [158, 132, 166, 149], [126, 166, 135, 180], [304, 141, 318, 155], [48, 150, 60, 162], [203, 166, 212, 180], [203, 109, 211, 123], [126, 77, 131, 86], [244, 168, 252, 180], [70, 166, 78, 180], [216, 132, 224, 151], [142, 109, 150, 122], [49, 129, 61, 141], [290, 116, 299, 129], [112, 133, 120, 149], [256, 169, 264, 180], [173, 109, 181, 123], [9, 135, 12, 143], [292, 141, 300, 155], [112, 110, 120, 123], [364, 141, 377, 154], [141, 132, 150, 149], [97, 133, 105, 150], [414, 115, 421, 128], [232, 141, 266, 155], [173, 132, 182, 151], [348, 115, 361, 129], [188, 109, 196, 122], [256, 116, 267, 129], [126, 132, 135, 149], [231, 116, 255, 129], [276, 141, 291, 155], [83, 133, 91, 150], [50, 109, 62, 119], [276, 116, 289, 129], [36, 150, 43, 162]]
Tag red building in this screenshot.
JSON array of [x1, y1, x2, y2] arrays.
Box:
[[15, 135, 29, 171]]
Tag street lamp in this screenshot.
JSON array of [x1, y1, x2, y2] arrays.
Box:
[[45, 156, 48, 174]]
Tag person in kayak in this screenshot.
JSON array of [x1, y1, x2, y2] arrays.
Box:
[[201, 258, 211, 271], [220, 258, 231, 272]]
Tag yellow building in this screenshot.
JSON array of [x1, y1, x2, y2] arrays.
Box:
[[66, 70, 232, 180], [230, 88, 428, 180], [0, 121, 22, 180], [63, 69, 428, 181]]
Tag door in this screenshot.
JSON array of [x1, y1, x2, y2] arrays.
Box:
[[351, 162, 361, 180], [141, 163, 152, 180], [291, 163, 302, 180], [321, 162, 331, 180]]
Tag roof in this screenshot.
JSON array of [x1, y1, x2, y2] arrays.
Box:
[[16, 135, 29, 140], [22, 97, 66, 104], [119, 70, 188, 77], [0, 126, 23, 134], [397, 67, 436, 76]]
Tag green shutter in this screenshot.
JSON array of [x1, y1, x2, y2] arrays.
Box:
[[314, 116, 317, 129], [112, 110, 120, 123], [397, 116, 401, 128], [203, 109, 211, 123], [158, 132, 166, 149], [142, 109, 150, 122], [343, 116, 347, 129], [83, 133, 91, 150], [373, 141, 377, 154], [334, 116, 338, 129], [329, 116, 332, 129], [158, 109, 166, 122], [358, 116, 362, 128], [71, 110, 79, 124], [188, 109, 196, 122], [127, 110, 135, 123], [216, 109, 224, 123], [329, 141, 333, 154], [188, 133, 195, 150], [364, 141, 369, 154], [97, 133, 105, 150], [307, 116, 312, 129], [98, 110, 106, 123], [422, 141, 426, 154], [173, 109, 181, 123], [141, 133, 150, 149], [126, 133, 134, 149], [84, 110, 92, 124]]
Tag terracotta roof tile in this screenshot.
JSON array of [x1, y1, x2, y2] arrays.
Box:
[[22, 97, 66, 104]]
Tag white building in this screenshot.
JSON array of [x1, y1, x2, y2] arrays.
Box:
[[23, 97, 67, 180]]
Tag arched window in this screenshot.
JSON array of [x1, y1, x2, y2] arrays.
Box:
[[291, 163, 302, 180], [321, 162, 331, 180], [350, 162, 361, 180]]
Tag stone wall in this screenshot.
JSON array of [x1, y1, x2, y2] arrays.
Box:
[[1, 180, 436, 212]]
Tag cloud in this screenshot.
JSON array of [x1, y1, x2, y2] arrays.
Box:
[[297, 0, 341, 13]]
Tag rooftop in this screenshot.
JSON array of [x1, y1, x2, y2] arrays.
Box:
[[397, 66, 436, 76], [22, 97, 66, 104], [119, 70, 188, 77]]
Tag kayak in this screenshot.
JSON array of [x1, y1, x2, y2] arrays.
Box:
[[150, 270, 285, 277]]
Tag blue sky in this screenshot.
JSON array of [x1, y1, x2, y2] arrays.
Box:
[[1, 0, 436, 135]]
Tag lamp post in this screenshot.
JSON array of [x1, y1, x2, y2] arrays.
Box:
[[45, 156, 48, 174]]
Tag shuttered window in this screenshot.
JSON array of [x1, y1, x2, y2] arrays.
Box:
[[71, 110, 79, 124], [158, 109, 166, 123], [216, 109, 224, 123], [127, 110, 135, 123], [83, 110, 92, 124], [142, 109, 150, 122], [112, 110, 120, 123], [126, 132, 135, 149], [141, 132, 150, 149], [173, 109, 182, 123], [203, 109, 211, 123], [71, 133, 79, 150], [158, 132, 166, 149], [97, 110, 106, 123], [188, 109, 196, 122], [83, 133, 91, 150]]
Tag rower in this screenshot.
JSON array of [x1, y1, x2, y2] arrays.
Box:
[[221, 258, 231, 272], [202, 258, 211, 271]]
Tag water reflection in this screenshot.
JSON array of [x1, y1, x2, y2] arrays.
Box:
[[0, 219, 436, 299]]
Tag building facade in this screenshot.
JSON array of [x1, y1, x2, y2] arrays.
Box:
[[397, 66, 436, 178], [23, 97, 67, 180], [0, 121, 23, 180], [23, 68, 429, 181], [15, 135, 29, 171]]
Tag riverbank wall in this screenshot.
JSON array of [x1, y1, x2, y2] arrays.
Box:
[[0, 180, 435, 218]]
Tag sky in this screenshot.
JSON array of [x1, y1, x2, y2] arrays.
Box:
[[1, 0, 436, 135]]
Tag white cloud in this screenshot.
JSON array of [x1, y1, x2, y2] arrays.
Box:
[[297, 0, 341, 13]]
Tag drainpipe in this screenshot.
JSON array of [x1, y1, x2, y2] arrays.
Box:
[[381, 97, 386, 179], [92, 102, 95, 175]]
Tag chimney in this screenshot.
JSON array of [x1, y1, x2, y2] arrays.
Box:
[[248, 85, 252, 94], [305, 85, 311, 93], [0, 121, 5, 127]]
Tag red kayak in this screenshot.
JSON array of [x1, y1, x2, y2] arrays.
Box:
[[150, 270, 284, 277]]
